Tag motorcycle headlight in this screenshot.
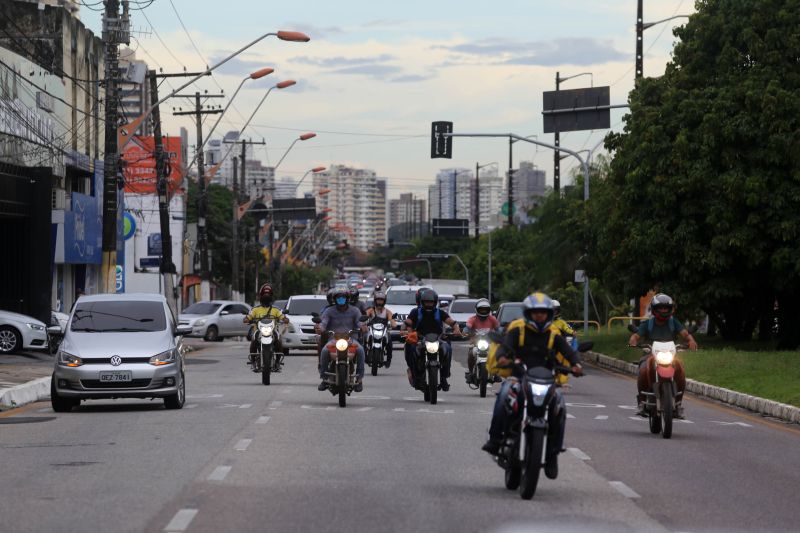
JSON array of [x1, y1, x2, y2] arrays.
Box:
[[373, 329, 384, 339], [655, 351, 675, 365], [27, 323, 45, 331], [58, 351, 83, 367], [425, 340, 440, 354], [335, 339, 349, 352], [530, 383, 550, 397], [476, 339, 489, 351], [258, 322, 275, 336], [194, 319, 207, 326], [149, 349, 177, 366]]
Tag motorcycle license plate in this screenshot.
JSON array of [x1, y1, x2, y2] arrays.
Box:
[[99, 371, 132, 382]]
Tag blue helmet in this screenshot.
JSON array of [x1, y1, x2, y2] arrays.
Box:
[[522, 292, 554, 332]]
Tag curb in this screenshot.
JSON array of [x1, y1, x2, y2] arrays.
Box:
[[586, 351, 800, 425], [0, 376, 51, 410]]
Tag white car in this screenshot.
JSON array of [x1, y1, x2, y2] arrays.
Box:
[[178, 301, 252, 341], [446, 298, 481, 330], [0, 309, 49, 354], [282, 295, 329, 352], [385, 285, 430, 341]]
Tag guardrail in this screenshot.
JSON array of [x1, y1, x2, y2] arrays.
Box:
[[566, 320, 601, 331], [606, 316, 648, 333]]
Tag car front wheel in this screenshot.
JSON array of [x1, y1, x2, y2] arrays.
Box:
[[0, 326, 21, 354]]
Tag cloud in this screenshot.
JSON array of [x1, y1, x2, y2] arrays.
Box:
[[291, 54, 396, 67], [330, 64, 404, 77], [361, 18, 408, 28], [435, 37, 627, 67], [389, 74, 435, 83], [282, 22, 346, 40]]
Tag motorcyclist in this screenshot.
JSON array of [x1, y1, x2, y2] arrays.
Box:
[[464, 298, 500, 382], [365, 290, 396, 368], [244, 283, 289, 368], [350, 286, 368, 315], [550, 299, 577, 387], [403, 288, 462, 391], [628, 293, 697, 418], [482, 292, 582, 480], [317, 287, 367, 392]]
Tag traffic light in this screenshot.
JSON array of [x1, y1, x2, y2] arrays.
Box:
[[431, 121, 453, 159]]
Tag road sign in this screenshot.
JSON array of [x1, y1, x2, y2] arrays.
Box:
[[390, 259, 399, 269], [542, 86, 610, 133], [430, 121, 453, 159], [575, 270, 586, 283], [272, 198, 316, 221], [501, 202, 516, 216], [431, 218, 468, 237]]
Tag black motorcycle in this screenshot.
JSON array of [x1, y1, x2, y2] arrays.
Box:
[[365, 316, 389, 376], [410, 332, 460, 405]]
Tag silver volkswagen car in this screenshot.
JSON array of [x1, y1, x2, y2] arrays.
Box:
[[51, 293, 191, 412]]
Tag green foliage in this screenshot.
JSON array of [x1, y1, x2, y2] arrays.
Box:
[[591, 0, 800, 344], [279, 264, 334, 297]]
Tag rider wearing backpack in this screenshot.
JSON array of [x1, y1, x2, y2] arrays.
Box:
[[628, 293, 698, 418]]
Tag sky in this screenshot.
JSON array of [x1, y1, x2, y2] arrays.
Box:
[[80, 0, 695, 199]]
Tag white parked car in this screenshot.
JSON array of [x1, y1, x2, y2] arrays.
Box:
[[446, 298, 481, 330], [178, 300, 252, 341], [282, 295, 328, 352], [0, 309, 49, 354]]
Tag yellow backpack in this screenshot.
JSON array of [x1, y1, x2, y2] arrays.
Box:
[[487, 319, 558, 378]]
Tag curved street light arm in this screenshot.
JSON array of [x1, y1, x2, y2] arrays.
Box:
[[642, 14, 691, 30]]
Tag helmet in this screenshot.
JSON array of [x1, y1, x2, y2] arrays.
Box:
[[522, 292, 554, 332], [326, 288, 335, 306], [650, 293, 674, 320], [551, 299, 561, 318], [420, 289, 438, 311], [415, 287, 425, 306], [373, 291, 386, 307], [258, 283, 274, 305], [349, 287, 359, 305], [333, 287, 349, 307], [475, 298, 491, 318]]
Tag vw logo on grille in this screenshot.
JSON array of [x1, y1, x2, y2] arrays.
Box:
[[110, 355, 122, 366]]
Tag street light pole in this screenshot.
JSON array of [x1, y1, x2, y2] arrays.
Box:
[[636, 0, 690, 79]]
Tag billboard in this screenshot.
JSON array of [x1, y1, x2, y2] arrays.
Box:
[[431, 218, 469, 237], [542, 86, 610, 133], [121, 136, 183, 194], [272, 198, 316, 221]]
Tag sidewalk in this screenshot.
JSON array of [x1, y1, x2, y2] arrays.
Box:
[[0, 339, 206, 411]]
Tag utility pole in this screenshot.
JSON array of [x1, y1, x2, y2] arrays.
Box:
[[507, 137, 514, 227], [100, 0, 129, 292], [223, 137, 265, 300], [554, 71, 561, 193], [452, 169, 458, 219], [474, 162, 480, 241], [173, 93, 224, 301], [148, 70, 177, 316], [636, 0, 644, 79]]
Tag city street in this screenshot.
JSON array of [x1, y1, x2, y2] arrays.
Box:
[[1, 341, 798, 532]]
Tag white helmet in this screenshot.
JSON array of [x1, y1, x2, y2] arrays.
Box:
[[552, 299, 561, 317], [475, 298, 491, 318]]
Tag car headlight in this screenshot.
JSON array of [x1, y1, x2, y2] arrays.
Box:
[[287, 323, 297, 333], [27, 323, 45, 331], [58, 351, 83, 367], [149, 349, 177, 366], [476, 339, 490, 351], [194, 319, 206, 327], [425, 340, 440, 354], [655, 351, 675, 365], [258, 322, 275, 336], [335, 339, 349, 352]]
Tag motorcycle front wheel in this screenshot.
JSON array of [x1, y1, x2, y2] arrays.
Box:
[[427, 366, 438, 405], [661, 383, 674, 439], [337, 364, 347, 408], [371, 348, 381, 376], [519, 428, 544, 500], [261, 347, 272, 385], [478, 363, 488, 398]]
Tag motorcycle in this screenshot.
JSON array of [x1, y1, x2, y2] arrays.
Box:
[[492, 333, 593, 500], [313, 316, 367, 407], [249, 318, 283, 385], [467, 328, 494, 397], [365, 316, 389, 376], [409, 332, 460, 405]]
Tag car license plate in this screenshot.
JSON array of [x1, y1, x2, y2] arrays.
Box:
[[99, 371, 132, 382]]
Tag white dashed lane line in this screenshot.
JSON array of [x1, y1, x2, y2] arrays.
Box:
[[207, 466, 232, 481], [256, 415, 271, 424], [568, 447, 591, 461], [164, 509, 198, 532], [234, 439, 252, 451], [609, 481, 641, 499]]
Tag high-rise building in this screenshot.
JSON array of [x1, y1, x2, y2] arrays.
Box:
[[118, 47, 151, 136], [313, 165, 386, 250], [389, 193, 426, 240], [512, 161, 546, 220], [274, 176, 298, 199], [429, 168, 473, 220], [244, 160, 275, 200], [205, 131, 254, 187], [475, 165, 505, 232]]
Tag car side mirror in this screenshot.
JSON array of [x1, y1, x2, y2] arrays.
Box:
[[577, 341, 594, 352], [220, 310, 229, 316], [311, 316, 322, 324], [47, 325, 63, 335], [627, 324, 637, 333], [175, 325, 193, 336]]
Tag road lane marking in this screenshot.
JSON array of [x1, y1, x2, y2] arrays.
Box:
[[269, 401, 283, 410], [403, 397, 446, 402], [675, 419, 694, 424], [711, 421, 752, 427], [594, 415, 608, 420], [566, 402, 606, 408], [628, 416, 647, 421], [609, 481, 640, 499], [356, 407, 373, 412], [256, 416, 271, 424], [568, 448, 591, 461], [186, 394, 223, 399], [618, 405, 637, 410], [234, 439, 252, 451], [239, 404, 252, 409], [566, 413, 575, 419], [301, 405, 336, 411], [164, 509, 198, 531], [417, 408, 454, 414], [185, 404, 198, 409], [354, 395, 391, 400], [282, 388, 293, 393], [207, 466, 231, 481]]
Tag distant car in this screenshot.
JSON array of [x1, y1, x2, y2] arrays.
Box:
[[178, 300, 252, 341], [358, 288, 373, 302], [0, 309, 49, 354], [446, 298, 480, 330], [50, 292, 191, 411], [438, 294, 454, 310], [51, 310, 70, 332], [386, 278, 406, 287], [496, 302, 525, 332], [282, 295, 328, 353], [273, 299, 288, 312], [385, 285, 430, 341]]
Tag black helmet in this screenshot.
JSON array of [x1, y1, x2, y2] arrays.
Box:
[[420, 289, 438, 311], [333, 287, 349, 306], [349, 287, 359, 305], [415, 287, 425, 306], [650, 293, 674, 320], [326, 288, 335, 306]]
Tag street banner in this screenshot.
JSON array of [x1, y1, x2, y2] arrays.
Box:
[[122, 136, 183, 194]]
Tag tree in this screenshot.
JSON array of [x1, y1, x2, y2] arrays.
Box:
[[593, 0, 800, 344]]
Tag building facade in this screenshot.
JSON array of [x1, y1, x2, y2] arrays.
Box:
[[512, 161, 546, 221], [388, 192, 426, 240], [274, 176, 298, 199], [313, 164, 386, 250], [118, 47, 151, 137]]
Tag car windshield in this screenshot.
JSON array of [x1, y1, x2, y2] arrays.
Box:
[[71, 301, 167, 332], [182, 302, 221, 315], [386, 290, 418, 305], [498, 303, 525, 323], [449, 300, 478, 313], [286, 299, 327, 315]]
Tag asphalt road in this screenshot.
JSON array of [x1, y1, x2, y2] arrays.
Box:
[[0, 340, 797, 533]]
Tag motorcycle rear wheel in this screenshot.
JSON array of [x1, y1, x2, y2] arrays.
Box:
[[428, 366, 438, 405], [505, 464, 521, 490], [337, 364, 347, 408], [519, 429, 544, 500], [661, 384, 673, 439]]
